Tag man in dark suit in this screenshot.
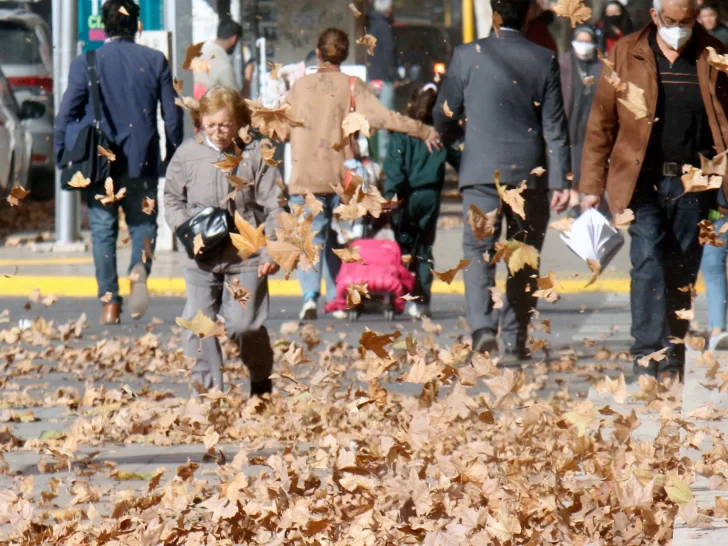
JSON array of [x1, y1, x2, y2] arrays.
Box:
[[434, 0, 571, 365], [55, 0, 183, 325]]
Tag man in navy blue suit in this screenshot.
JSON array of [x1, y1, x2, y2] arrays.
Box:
[[55, 0, 183, 325]]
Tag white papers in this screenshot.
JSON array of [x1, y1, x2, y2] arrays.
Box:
[[560, 208, 625, 269]]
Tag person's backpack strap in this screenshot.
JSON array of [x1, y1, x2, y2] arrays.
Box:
[[85, 50, 102, 127]]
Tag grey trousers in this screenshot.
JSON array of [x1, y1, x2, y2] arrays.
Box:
[[461, 185, 549, 351], [182, 267, 274, 391]]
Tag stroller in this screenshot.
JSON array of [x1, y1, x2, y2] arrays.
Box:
[[324, 169, 415, 322]]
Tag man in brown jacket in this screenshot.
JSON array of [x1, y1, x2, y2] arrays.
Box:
[[580, 0, 728, 379]]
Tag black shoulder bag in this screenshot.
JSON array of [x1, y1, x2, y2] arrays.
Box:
[[60, 50, 112, 190]]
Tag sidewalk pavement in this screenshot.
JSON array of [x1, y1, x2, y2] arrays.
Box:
[[0, 225, 644, 298]]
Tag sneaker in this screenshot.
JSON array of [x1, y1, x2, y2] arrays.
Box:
[[710, 331, 728, 351], [405, 301, 420, 319], [472, 328, 498, 354], [299, 299, 318, 320], [331, 310, 347, 320], [499, 349, 531, 367]]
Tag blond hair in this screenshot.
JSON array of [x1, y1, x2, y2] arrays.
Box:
[[198, 86, 251, 128]]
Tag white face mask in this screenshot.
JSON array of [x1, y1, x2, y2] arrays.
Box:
[[572, 40, 596, 58], [658, 23, 692, 50]]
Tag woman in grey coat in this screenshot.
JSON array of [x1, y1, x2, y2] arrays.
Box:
[[164, 87, 283, 396]]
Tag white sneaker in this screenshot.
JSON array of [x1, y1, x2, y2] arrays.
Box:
[[331, 310, 347, 320], [299, 299, 317, 320]]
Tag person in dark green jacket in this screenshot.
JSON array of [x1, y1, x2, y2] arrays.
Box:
[[383, 83, 460, 319]]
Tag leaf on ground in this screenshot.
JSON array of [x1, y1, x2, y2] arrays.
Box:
[[6, 186, 30, 207], [175, 310, 226, 339], [357, 33, 377, 55], [612, 208, 634, 230], [230, 211, 267, 260], [552, 0, 592, 27], [665, 474, 694, 504], [563, 400, 597, 436], [595, 374, 628, 404], [346, 282, 370, 308], [467, 205, 498, 240], [95, 178, 126, 205], [432, 259, 470, 284], [333, 246, 365, 264], [679, 498, 713, 528]]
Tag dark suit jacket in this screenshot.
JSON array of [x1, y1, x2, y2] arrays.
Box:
[[433, 30, 570, 190], [54, 37, 183, 179]]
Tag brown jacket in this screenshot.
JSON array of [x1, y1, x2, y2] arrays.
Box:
[[285, 70, 434, 195], [580, 24, 728, 213], [163, 135, 283, 273]]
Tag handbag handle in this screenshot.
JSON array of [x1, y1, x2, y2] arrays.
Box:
[[348, 75, 362, 161], [86, 50, 102, 129]]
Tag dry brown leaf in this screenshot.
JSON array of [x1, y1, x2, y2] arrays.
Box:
[[303, 190, 324, 217], [192, 234, 205, 256], [489, 286, 504, 309], [67, 171, 91, 188], [189, 57, 211, 74], [682, 164, 723, 193], [212, 153, 242, 174], [494, 172, 526, 220], [675, 307, 695, 321], [357, 33, 377, 55], [612, 208, 634, 230], [585, 258, 601, 287], [359, 329, 400, 359], [467, 205, 498, 240], [118, 5, 129, 15], [618, 82, 649, 120], [553, 0, 592, 27], [583, 75, 595, 85], [97, 145, 116, 162], [549, 216, 574, 234], [228, 175, 252, 192], [173, 78, 184, 96], [346, 283, 370, 308], [175, 310, 226, 339], [432, 259, 470, 285], [182, 42, 204, 70], [349, 2, 362, 17], [94, 178, 126, 205], [707, 46, 728, 73], [530, 166, 546, 176], [491, 240, 540, 275], [6, 186, 30, 207], [333, 246, 365, 264], [698, 219, 727, 247], [267, 61, 282, 80], [443, 100, 454, 118], [341, 111, 371, 138], [229, 212, 267, 260], [701, 150, 728, 176], [141, 197, 155, 215], [260, 139, 282, 166], [247, 100, 304, 141], [225, 277, 251, 307], [637, 347, 669, 368], [100, 292, 113, 303]]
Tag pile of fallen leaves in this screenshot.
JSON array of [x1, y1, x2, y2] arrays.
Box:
[[0, 308, 716, 544]]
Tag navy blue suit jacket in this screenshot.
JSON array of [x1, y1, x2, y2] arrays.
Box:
[[54, 37, 183, 179]]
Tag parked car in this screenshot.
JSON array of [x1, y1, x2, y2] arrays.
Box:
[[0, 66, 42, 193], [0, 8, 53, 199], [392, 20, 453, 114]]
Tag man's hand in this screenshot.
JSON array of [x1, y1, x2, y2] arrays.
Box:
[[581, 194, 602, 212], [424, 129, 443, 153], [258, 262, 279, 277], [550, 189, 571, 214]]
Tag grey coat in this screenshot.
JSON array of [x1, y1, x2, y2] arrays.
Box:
[[433, 30, 571, 190], [164, 135, 283, 273]]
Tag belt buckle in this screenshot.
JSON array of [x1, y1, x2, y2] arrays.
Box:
[[662, 162, 681, 177]]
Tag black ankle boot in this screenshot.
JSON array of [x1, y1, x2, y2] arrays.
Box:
[[250, 378, 273, 397]]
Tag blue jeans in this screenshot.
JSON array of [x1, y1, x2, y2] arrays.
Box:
[[377, 81, 395, 162], [289, 193, 341, 302], [701, 214, 728, 331], [86, 177, 158, 304]]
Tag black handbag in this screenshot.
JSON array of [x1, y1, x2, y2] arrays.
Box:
[[176, 206, 231, 259], [59, 50, 112, 191]]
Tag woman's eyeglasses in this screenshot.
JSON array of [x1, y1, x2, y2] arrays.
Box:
[[204, 123, 234, 133]]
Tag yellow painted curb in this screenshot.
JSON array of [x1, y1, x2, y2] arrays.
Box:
[[0, 275, 705, 298]]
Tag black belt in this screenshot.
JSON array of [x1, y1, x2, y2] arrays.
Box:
[[661, 162, 682, 177]]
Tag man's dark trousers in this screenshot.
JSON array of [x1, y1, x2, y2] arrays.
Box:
[[462, 185, 549, 352], [629, 176, 711, 376]]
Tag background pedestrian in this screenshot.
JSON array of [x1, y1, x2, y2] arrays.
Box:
[[698, 2, 728, 45], [596, 1, 635, 54], [285, 27, 440, 321], [54, 0, 183, 325], [193, 18, 243, 100]]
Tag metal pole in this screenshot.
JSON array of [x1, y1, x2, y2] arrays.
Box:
[[462, 0, 474, 44], [54, 0, 80, 243]]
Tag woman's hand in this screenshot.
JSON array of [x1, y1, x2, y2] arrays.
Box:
[[258, 262, 280, 277], [425, 129, 443, 153]]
